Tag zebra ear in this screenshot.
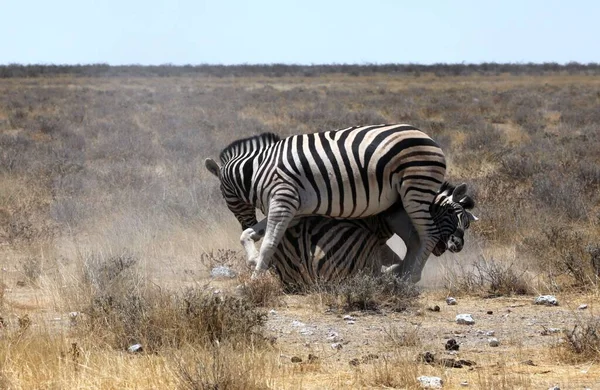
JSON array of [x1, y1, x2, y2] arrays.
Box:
[[466, 211, 479, 222], [205, 158, 221, 178], [459, 195, 475, 210], [452, 183, 468, 200]]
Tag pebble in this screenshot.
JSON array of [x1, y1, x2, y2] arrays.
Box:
[[331, 343, 343, 350], [535, 295, 559, 306], [269, 309, 277, 315], [210, 265, 237, 278], [291, 356, 302, 363], [326, 331, 342, 342], [417, 375, 443, 389], [488, 338, 500, 347], [127, 344, 143, 353], [446, 297, 457, 305], [456, 314, 475, 325], [578, 304, 588, 310], [343, 315, 356, 321]]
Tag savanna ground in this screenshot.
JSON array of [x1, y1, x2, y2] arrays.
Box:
[[0, 65, 600, 389]]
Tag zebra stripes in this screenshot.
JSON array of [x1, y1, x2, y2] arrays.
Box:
[[269, 182, 475, 290], [206, 123, 473, 282]]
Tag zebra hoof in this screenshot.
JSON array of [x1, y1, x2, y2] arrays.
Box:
[[247, 257, 258, 268]]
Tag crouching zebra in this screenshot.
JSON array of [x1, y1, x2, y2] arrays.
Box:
[[205, 124, 476, 282], [255, 182, 475, 289]]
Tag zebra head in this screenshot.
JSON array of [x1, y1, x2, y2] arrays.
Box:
[[205, 132, 281, 230], [432, 182, 478, 254]]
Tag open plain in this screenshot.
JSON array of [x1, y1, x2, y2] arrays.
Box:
[[0, 66, 599, 389]]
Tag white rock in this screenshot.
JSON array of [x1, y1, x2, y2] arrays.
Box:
[[578, 304, 588, 310], [535, 295, 558, 306], [291, 320, 306, 327], [456, 314, 475, 325], [210, 266, 236, 278], [331, 343, 343, 350], [446, 297, 457, 305], [326, 331, 342, 342], [485, 331, 495, 337], [128, 344, 143, 353], [346, 320, 356, 325], [269, 309, 277, 316], [460, 381, 469, 387], [343, 315, 356, 321], [417, 375, 443, 388], [488, 338, 500, 347]]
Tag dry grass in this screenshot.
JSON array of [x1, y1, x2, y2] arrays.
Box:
[[1, 70, 600, 388]]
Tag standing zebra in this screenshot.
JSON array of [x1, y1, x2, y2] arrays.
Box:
[[268, 181, 475, 289], [205, 124, 476, 282]]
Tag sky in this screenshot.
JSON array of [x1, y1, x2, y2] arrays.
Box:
[[1, 0, 599, 65]]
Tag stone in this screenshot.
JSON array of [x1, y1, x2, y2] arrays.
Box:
[[331, 343, 343, 350], [446, 297, 457, 305], [210, 265, 236, 278], [535, 295, 558, 306], [291, 356, 302, 363], [417, 375, 443, 388], [456, 314, 475, 325], [445, 339, 459, 351], [578, 304, 588, 310], [128, 344, 143, 353], [488, 338, 500, 347]]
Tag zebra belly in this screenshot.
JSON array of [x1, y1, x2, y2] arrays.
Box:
[[295, 178, 401, 218]]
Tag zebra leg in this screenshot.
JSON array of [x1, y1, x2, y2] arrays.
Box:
[[382, 209, 422, 277], [251, 195, 300, 279], [386, 194, 440, 283], [240, 218, 267, 267]]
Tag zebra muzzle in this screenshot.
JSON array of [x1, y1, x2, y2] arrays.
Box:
[[447, 236, 464, 253]]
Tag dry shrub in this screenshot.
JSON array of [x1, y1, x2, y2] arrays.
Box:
[[237, 273, 283, 307], [523, 227, 599, 289], [177, 345, 270, 390], [444, 256, 532, 297], [312, 271, 420, 312], [557, 316, 600, 363], [76, 251, 267, 351], [384, 325, 422, 348]]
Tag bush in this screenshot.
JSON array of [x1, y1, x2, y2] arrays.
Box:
[[314, 272, 420, 312], [559, 317, 600, 362], [444, 256, 532, 297], [77, 251, 267, 350]]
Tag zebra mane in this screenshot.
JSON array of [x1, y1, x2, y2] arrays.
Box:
[[219, 132, 281, 164]]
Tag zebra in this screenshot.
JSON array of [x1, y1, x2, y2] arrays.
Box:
[[252, 181, 475, 289], [205, 124, 477, 282]]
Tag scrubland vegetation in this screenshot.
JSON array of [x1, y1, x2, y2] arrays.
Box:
[[0, 64, 599, 388]]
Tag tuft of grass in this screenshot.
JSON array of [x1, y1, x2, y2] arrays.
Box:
[[311, 271, 420, 312], [557, 316, 600, 363], [237, 273, 283, 307], [73, 251, 267, 351], [443, 255, 532, 297]]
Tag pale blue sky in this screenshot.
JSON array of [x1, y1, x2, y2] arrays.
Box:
[[1, 0, 598, 65]]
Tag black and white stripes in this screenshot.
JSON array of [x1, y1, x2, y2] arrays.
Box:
[[206, 123, 476, 282]]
